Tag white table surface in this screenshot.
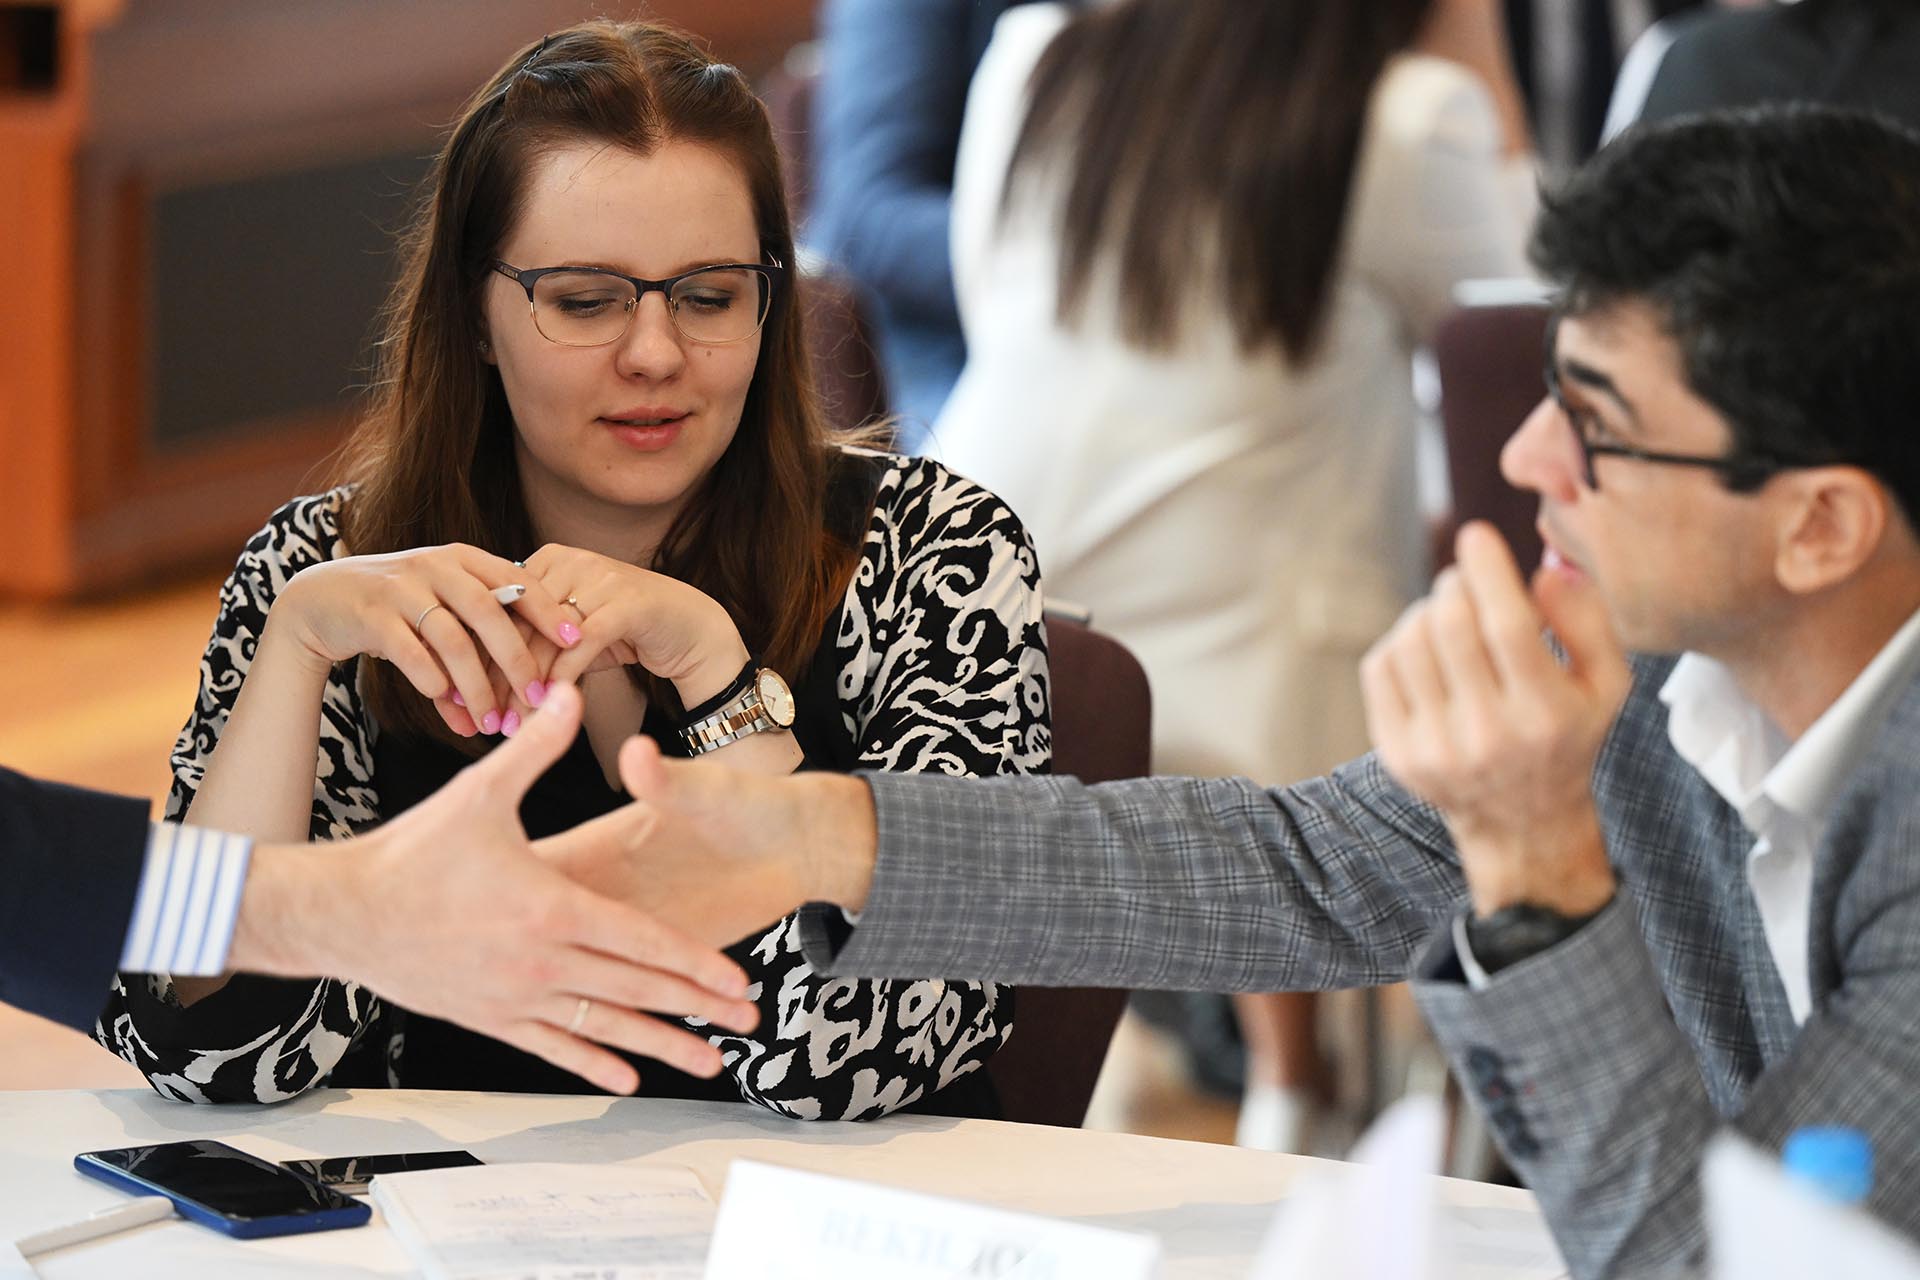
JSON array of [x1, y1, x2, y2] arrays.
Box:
[[0, 1088, 1567, 1278]]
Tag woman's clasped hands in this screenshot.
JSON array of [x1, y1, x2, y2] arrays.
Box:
[[273, 541, 751, 739]]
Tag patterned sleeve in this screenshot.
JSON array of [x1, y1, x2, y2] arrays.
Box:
[[93, 490, 394, 1104], [707, 453, 1050, 1121]]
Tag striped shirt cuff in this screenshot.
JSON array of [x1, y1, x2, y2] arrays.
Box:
[[119, 823, 254, 976]]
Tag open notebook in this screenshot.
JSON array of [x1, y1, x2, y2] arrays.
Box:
[[369, 1161, 715, 1280]]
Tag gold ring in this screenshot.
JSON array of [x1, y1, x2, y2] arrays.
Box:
[[566, 997, 592, 1035], [414, 603, 447, 632], [563, 594, 580, 610]]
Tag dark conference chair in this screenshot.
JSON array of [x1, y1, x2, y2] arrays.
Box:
[[984, 612, 1150, 1129], [1431, 302, 1552, 572]]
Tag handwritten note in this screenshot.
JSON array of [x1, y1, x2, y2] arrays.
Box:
[[370, 1161, 714, 1280]]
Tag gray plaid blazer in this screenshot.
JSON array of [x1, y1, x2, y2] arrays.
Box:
[[799, 655, 1920, 1278]]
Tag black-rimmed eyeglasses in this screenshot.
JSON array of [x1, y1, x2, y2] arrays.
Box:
[[491, 259, 784, 347], [1541, 315, 1802, 493]]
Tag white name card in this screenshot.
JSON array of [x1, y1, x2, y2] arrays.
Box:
[[702, 1159, 1160, 1280]]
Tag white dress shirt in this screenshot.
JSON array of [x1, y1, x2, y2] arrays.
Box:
[[119, 823, 252, 977], [1660, 606, 1920, 1024]]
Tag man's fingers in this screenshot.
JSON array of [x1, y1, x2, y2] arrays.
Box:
[[563, 879, 753, 1000], [1360, 643, 1412, 751], [618, 734, 712, 815], [1532, 560, 1631, 704], [464, 682, 582, 799], [504, 1022, 641, 1095], [618, 734, 672, 800], [1386, 606, 1449, 712], [542, 993, 731, 1076], [614, 739, 748, 862], [1428, 566, 1500, 701], [554, 948, 759, 1034], [1454, 521, 1554, 685]]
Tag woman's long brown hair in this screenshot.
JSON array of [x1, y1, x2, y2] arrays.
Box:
[[337, 20, 859, 749], [1005, 0, 1436, 363]]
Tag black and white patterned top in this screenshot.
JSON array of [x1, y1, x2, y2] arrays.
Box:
[[94, 449, 1051, 1120]]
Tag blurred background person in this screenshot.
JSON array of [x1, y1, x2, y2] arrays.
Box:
[[1605, 0, 1920, 140], [930, 0, 1535, 1152], [809, 0, 1051, 449], [1504, 0, 1711, 167]]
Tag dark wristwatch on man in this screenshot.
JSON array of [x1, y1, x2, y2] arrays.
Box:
[[1459, 900, 1608, 977]]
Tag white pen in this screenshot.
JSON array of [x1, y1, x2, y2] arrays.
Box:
[[15, 1196, 175, 1257], [492, 584, 526, 605]]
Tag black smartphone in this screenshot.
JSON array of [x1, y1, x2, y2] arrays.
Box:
[[279, 1149, 483, 1195], [74, 1140, 371, 1239]]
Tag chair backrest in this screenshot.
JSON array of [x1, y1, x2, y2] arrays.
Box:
[[983, 612, 1149, 1128], [1431, 303, 1551, 572], [798, 265, 892, 439]]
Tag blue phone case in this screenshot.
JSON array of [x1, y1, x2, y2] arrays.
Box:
[[75, 1147, 372, 1239]]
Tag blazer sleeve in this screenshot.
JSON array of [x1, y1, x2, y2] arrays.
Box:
[[92, 492, 391, 1104], [802, 733, 1466, 992], [1413, 795, 1920, 1276], [810, 0, 972, 327], [0, 769, 149, 1032]]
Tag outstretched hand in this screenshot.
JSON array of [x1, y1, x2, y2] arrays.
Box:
[[1360, 522, 1628, 917], [533, 736, 876, 949], [234, 683, 761, 1094]]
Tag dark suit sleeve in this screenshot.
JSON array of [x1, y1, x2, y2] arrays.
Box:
[[0, 767, 149, 1032]]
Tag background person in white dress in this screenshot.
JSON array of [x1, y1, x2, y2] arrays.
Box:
[[929, 0, 1536, 1151]]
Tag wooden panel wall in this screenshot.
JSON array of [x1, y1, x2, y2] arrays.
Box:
[[0, 0, 813, 600]]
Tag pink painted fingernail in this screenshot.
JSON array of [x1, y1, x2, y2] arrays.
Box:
[[500, 710, 521, 737], [558, 622, 582, 646], [450, 690, 465, 708], [524, 680, 546, 707], [480, 709, 502, 735]]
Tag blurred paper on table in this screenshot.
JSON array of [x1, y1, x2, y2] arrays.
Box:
[[370, 1161, 713, 1280], [1249, 1093, 1445, 1280], [703, 1159, 1160, 1280], [1250, 1095, 1565, 1280], [1706, 1134, 1920, 1279]]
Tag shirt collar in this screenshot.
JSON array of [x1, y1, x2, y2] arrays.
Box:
[[1660, 604, 1920, 829]]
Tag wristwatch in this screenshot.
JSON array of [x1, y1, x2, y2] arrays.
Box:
[[1463, 901, 1606, 976], [678, 663, 796, 755]]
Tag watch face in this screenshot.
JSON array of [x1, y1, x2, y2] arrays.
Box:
[[755, 668, 796, 727]]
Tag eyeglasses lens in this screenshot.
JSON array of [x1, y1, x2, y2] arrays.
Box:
[[529, 269, 769, 345]]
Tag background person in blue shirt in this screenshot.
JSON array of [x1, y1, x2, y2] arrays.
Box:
[[809, 0, 1038, 448]]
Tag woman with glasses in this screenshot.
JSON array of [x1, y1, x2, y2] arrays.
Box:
[[930, 0, 1534, 1152], [94, 20, 1046, 1120]]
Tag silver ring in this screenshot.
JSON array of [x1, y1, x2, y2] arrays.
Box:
[[566, 997, 592, 1036], [414, 602, 447, 632]]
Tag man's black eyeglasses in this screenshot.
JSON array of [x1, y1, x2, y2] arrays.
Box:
[[1541, 314, 1802, 493]]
